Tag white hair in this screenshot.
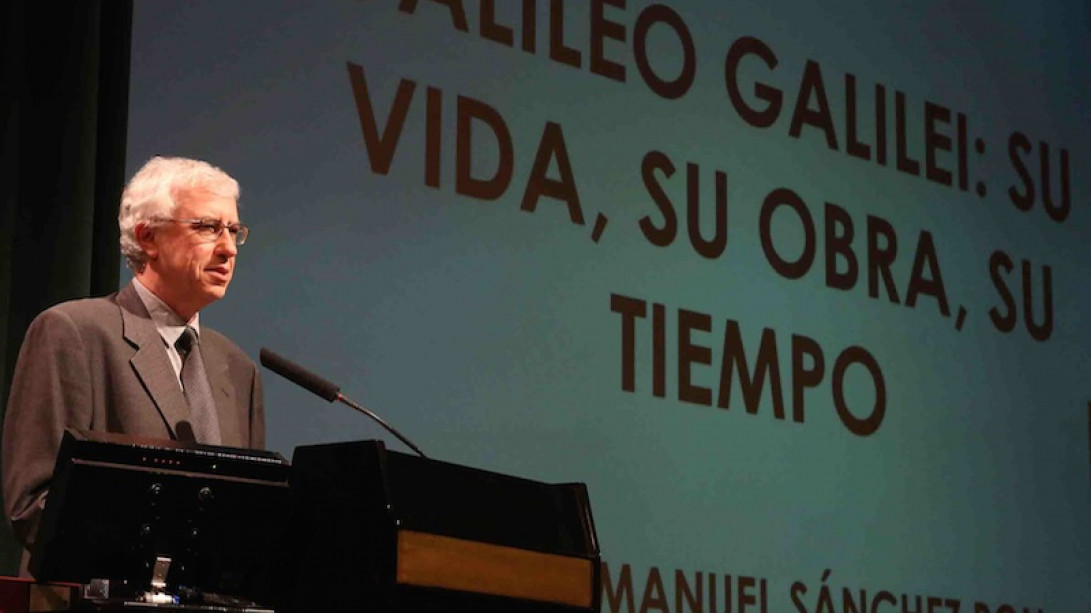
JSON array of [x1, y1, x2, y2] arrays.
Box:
[[118, 156, 240, 270]]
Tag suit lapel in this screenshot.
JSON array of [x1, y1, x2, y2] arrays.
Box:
[[201, 337, 241, 446], [118, 283, 192, 440]]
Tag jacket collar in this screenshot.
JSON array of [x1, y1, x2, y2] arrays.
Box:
[[118, 282, 235, 443]]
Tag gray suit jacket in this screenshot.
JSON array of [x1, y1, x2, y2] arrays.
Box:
[[1, 282, 264, 571]]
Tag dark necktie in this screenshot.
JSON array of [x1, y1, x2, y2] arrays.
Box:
[[175, 327, 223, 445]]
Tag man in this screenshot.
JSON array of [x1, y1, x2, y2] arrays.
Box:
[[1, 156, 264, 574]]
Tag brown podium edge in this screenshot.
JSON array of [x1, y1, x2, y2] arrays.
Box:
[[395, 530, 594, 608]]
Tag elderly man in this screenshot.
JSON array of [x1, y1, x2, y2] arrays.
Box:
[[1, 156, 264, 574]]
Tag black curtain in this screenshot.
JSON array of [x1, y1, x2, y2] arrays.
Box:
[[0, 0, 133, 573]]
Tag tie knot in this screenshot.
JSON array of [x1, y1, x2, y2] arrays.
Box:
[[176, 327, 198, 356]]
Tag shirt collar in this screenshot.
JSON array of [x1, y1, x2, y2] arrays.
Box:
[[131, 277, 201, 347]]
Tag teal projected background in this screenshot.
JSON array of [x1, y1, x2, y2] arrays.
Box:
[[126, 1, 1088, 610]]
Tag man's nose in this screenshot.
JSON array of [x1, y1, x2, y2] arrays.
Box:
[[216, 229, 238, 256]]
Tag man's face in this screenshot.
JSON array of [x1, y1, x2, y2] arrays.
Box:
[[141, 188, 240, 319]]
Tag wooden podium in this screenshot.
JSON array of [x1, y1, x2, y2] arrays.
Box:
[[278, 440, 601, 613]]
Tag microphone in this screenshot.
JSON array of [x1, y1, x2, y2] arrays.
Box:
[[259, 348, 339, 402], [259, 348, 427, 458]]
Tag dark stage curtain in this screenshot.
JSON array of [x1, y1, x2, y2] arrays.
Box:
[[0, 0, 133, 573]]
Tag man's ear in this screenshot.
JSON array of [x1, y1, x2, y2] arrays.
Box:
[[135, 222, 159, 260]]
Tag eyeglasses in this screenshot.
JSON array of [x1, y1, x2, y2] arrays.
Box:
[[156, 217, 250, 245]]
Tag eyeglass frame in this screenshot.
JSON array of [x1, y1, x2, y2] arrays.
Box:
[[151, 217, 250, 246]]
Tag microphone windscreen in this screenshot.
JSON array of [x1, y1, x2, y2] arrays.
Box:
[[260, 347, 341, 402]]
